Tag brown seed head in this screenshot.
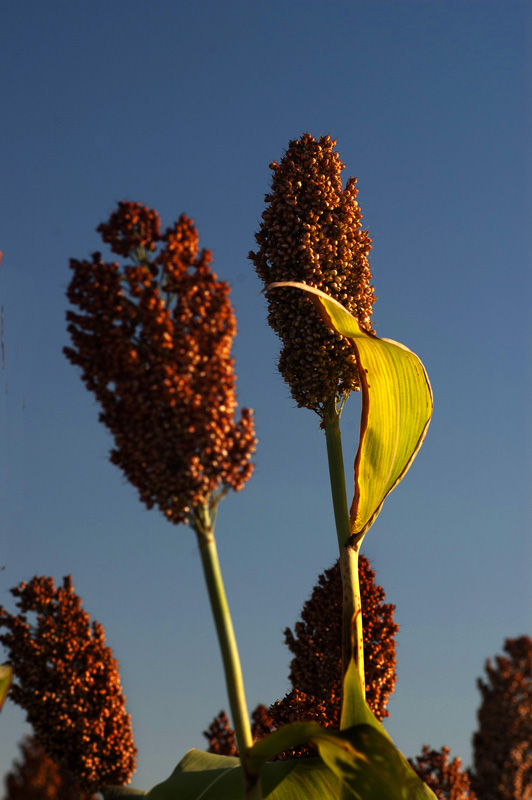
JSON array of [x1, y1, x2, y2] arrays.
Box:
[[205, 555, 397, 760], [97, 200, 161, 256], [0, 577, 136, 794], [249, 133, 375, 413], [410, 746, 478, 800], [4, 736, 99, 800], [471, 636, 532, 800], [283, 556, 397, 724], [65, 205, 256, 526]]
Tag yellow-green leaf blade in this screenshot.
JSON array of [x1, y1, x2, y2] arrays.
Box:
[[267, 282, 433, 538], [0, 664, 12, 711], [349, 330, 432, 536]]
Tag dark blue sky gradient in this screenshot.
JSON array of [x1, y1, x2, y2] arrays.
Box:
[[0, 1, 530, 791]]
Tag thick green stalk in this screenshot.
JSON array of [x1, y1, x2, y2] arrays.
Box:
[[323, 398, 351, 551], [323, 398, 365, 696], [193, 505, 262, 800], [339, 543, 365, 697]]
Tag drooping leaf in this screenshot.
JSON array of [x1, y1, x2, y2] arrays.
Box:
[[338, 657, 438, 799], [287, 660, 436, 799], [147, 665, 436, 800], [145, 717, 437, 800], [248, 721, 434, 800], [145, 749, 338, 799], [318, 724, 437, 800], [268, 282, 433, 540], [0, 663, 12, 711]]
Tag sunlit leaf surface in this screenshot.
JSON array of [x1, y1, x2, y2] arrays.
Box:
[[268, 282, 433, 539], [0, 664, 12, 711]]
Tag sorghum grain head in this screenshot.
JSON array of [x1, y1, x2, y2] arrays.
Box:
[[65, 204, 256, 526], [249, 133, 375, 413], [0, 576, 136, 794]]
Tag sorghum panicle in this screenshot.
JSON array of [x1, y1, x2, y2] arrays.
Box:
[[4, 736, 99, 800], [410, 746, 478, 800], [249, 134, 375, 413], [283, 556, 398, 724], [205, 555, 397, 759], [0, 576, 136, 794], [203, 710, 238, 757], [471, 636, 532, 800], [65, 202, 256, 526]]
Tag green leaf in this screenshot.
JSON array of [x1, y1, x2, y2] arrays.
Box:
[[145, 721, 437, 800], [318, 724, 437, 800], [146, 681, 437, 800], [267, 282, 433, 539], [340, 655, 391, 735], [0, 664, 12, 711], [338, 659, 438, 798], [102, 788, 148, 798], [145, 749, 338, 799], [247, 721, 407, 798]]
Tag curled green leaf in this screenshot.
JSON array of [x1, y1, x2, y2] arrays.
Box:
[[267, 282, 433, 541], [0, 663, 12, 711]]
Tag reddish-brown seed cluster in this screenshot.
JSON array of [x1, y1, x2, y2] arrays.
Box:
[[205, 555, 397, 759], [65, 202, 256, 526], [4, 736, 99, 800], [268, 688, 339, 760], [283, 555, 398, 724], [410, 746, 478, 800], [203, 706, 276, 759], [203, 710, 238, 757], [0, 577, 137, 794], [97, 200, 161, 256], [250, 133, 375, 412], [471, 636, 532, 800]]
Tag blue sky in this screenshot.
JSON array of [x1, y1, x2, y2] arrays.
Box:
[[0, 0, 530, 792]]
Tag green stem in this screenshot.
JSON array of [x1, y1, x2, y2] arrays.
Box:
[[339, 543, 365, 697], [323, 397, 365, 696], [323, 397, 351, 551], [193, 505, 261, 800]]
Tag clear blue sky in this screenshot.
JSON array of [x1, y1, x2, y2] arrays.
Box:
[[0, 0, 530, 792]]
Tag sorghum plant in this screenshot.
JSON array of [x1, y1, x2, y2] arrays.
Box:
[[0, 576, 136, 795], [251, 134, 431, 721], [65, 204, 260, 795], [65, 203, 256, 528], [52, 133, 435, 799]]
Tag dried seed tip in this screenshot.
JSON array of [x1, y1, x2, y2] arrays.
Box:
[[250, 133, 376, 413], [65, 204, 256, 526], [0, 576, 136, 794], [97, 200, 161, 256]]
